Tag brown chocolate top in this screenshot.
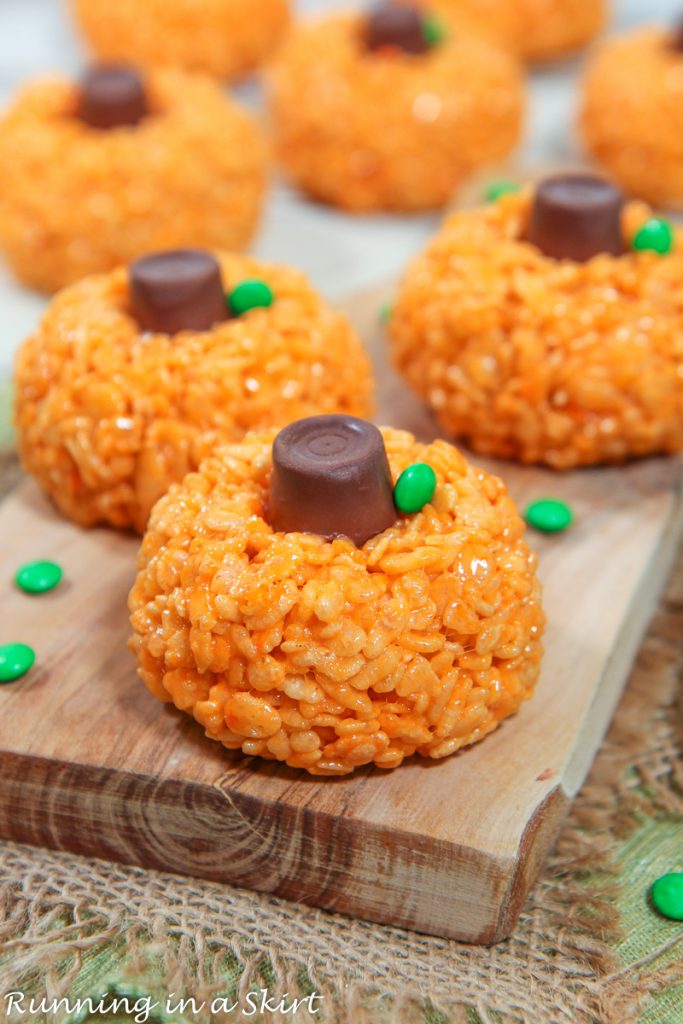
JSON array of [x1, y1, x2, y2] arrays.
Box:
[[365, 4, 429, 54], [77, 64, 149, 130], [129, 249, 229, 334], [525, 174, 625, 263], [269, 415, 397, 547]]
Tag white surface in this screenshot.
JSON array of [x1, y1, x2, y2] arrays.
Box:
[[0, 0, 679, 376]]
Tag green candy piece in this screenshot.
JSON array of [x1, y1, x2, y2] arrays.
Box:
[[379, 300, 393, 325], [524, 498, 574, 534], [484, 180, 520, 203], [651, 873, 683, 920], [15, 560, 63, 594], [422, 14, 448, 47], [394, 463, 437, 514], [632, 218, 674, 256], [229, 280, 274, 317], [0, 643, 35, 683]]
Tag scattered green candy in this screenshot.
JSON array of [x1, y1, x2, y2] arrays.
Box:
[[379, 300, 393, 325], [422, 14, 448, 47], [394, 462, 437, 514], [0, 643, 35, 683], [651, 873, 683, 921], [15, 560, 63, 595], [632, 218, 674, 256], [524, 498, 573, 534], [228, 279, 274, 317], [484, 180, 520, 203]]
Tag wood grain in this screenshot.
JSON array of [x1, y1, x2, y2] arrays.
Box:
[[1, 285, 682, 943]]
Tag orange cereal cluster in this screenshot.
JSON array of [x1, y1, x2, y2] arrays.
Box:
[[390, 190, 683, 468], [426, 0, 606, 62], [581, 28, 683, 209], [129, 427, 544, 776], [14, 254, 373, 532], [72, 0, 290, 81], [0, 69, 267, 293], [267, 13, 524, 212]]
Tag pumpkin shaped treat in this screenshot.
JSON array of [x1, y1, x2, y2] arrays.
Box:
[[267, 2, 524, 212], [14, 251, 373, 532], [391, 174, 683, 468], [129, 415, 545, 776], [0, 65, 267, 292]]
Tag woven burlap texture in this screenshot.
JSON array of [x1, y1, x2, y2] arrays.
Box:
[[0, 453, 682, 1024]]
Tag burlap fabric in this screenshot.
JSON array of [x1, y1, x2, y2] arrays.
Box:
[[0, 438, 682, 1024]]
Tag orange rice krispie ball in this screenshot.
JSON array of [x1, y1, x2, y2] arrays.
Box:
[[267, 4, 524, 212], [15, 251, 374, 532], [390, 175, 683, 468], [72, 0, 290, 81], [581, 25, 683, 208], [129, 416, 544, 776], [425, 0, 607, 63], [0, 66, 267, 293]]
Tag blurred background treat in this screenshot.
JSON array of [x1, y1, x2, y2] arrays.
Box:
[[267, 5, 525, 212], [581, 21, 683, 208], [71, 0, 291, 80], [0, 66, 267, 292], [410, 0, 607, 63]]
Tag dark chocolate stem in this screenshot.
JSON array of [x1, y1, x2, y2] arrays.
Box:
[[365, 4, 430, 54], [78, 64, 149, 130], [269, 415, 397, 547], [525, 174, 624, 263], [129, 249, 229, 334]]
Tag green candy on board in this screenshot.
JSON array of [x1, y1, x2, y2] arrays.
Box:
[[524, 498, 574, 534], [0, 643, 35, 683], [15, 560, 63, 594], [379, 300, 393, 325]]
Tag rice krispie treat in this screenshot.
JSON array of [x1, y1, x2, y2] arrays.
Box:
[[15, 250, 373, 531], [267, 2, 524, 212], [427, 0, 607, 63], [72, 0, 290, 81], [129, 415, 544, 775], [581, 24, 683, 208], [0, 65, 267, 292], [391, 174, 683, 467]]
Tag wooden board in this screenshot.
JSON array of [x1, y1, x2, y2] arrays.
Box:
[[2, 285, 683, 944]]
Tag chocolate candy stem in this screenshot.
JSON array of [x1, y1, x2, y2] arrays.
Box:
[[269, 415, 397, 547], [77, 64, 149, 130], [365, 4, 430, 54], [525, 174, 624, 263], [130, 249, 229, 334]]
